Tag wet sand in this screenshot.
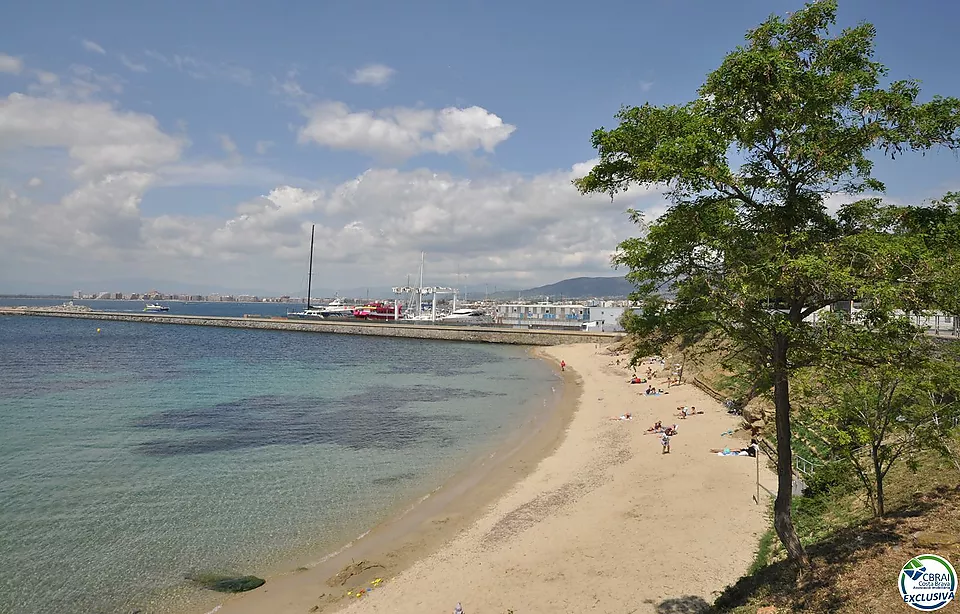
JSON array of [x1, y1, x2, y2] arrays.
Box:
[[198, 343, 775, 614]]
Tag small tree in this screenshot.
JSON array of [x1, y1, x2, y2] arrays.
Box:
[[575, 1, 960, 569], [802, 326, 954, 517]]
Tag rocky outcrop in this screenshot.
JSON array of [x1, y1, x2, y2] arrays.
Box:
[[188, 573, 265, 593]]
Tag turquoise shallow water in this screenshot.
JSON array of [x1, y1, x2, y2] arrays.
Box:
[[0, 315, 556, 614]]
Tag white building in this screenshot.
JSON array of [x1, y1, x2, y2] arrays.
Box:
[[581, 306, 631, 332], [494, 302, 636, 331], [494, 302, 588, 329]]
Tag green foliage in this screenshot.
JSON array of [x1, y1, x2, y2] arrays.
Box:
[[575, 0, 960, 563], [802, 460, 857, 498], [799, 329, 960, 516], [748, 527, 777, 574]]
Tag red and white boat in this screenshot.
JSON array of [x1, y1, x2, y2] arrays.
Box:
[[353, 302, 402, 321]]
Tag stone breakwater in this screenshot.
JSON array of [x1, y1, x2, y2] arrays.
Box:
[[0, 308, 622, 346]]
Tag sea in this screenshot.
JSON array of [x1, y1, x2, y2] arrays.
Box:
[[0, 300, 559, 614]]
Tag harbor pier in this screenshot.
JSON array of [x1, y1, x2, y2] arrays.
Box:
[[0, 308, 623, 346]]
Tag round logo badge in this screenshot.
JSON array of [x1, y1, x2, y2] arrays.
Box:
[[899, 554, 957, 611]]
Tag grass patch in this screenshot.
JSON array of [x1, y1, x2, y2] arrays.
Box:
[[747, 526, 776, 576]]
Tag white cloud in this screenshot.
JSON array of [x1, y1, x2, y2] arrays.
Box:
[[82, 39, 106, 55], [218, 133, 241, 163], [255, 140, 273, 155], [34, 70, 58, 85], [0, 53, 23, 74], [0, 91, 189, 270], [0, 94, 183, 177], [174, 54, 252, 85], [27, 65, 125, 100], [134, 162, 661, 288], [639, 80, 654, 93], [349, 63, 396, 86], [120, 54, 148, 73], [144, 50, 172, 66], [298, 102, 516, 159], [141, 50, 251, 85], [0, 148, 665, 292]]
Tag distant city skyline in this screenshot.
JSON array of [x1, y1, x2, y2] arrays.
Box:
[[4, 1, 960, 292]]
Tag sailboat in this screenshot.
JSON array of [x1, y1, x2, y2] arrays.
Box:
[[287, 225, 324, 319]]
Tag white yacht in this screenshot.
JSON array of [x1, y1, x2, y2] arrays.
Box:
[[442, 308, 486, 322], [317, 297, 356, 317]]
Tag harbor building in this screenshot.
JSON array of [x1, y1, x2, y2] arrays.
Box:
[[494, 302, 588, 329]]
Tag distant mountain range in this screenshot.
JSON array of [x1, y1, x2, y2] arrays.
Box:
[[487, 276, 636, 300]]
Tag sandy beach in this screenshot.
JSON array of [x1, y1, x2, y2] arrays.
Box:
[[203, 343, 775, 614]]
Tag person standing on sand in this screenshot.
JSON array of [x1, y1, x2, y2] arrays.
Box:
[[454, 602, 464, 614], [560, 360, 566, 371], [660, 432, 671, 454]]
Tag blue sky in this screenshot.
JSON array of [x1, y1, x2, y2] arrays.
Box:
[[2, 0, 959, 295]]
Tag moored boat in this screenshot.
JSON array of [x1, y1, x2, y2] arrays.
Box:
[[143, 303, 169, 312], [353, 302, 402, 321]]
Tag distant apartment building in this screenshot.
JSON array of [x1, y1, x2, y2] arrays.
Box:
[[495, 302, 588, 329], [494, 302, 637, 331], [73, 290, 82, 299]]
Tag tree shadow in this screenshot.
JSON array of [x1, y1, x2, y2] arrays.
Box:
[[711, 508, 916, 612], [649, 595, 711, 613]]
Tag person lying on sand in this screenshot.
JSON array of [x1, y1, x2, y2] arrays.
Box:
[[663, 424, 678, 436], [609, 413, 633, 421], [629, 376, 646, 384], [645, 420, 663, 432], [710, 440, 758, 457]]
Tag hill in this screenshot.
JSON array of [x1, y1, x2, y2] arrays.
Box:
[[490, 276, 635, 300]]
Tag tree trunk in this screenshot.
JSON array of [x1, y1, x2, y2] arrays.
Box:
[[873, 447, 885, 517], [772, 334, 809, 570]]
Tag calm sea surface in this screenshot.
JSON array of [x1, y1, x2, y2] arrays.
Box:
[[0, 309, 557, 614]]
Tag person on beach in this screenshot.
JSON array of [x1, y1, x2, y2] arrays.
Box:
[[661, 432, 671, 454], [454, 602, 464, 614], [609, 413, 633, 421], [560, 360, 566, 372], [645, 420, 663, 432], [710, 439, 758, 456]]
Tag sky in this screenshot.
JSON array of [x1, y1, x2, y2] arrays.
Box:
[[2, 0, 960, 296]]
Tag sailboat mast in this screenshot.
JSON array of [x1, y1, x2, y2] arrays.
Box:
[[418, 251, 425, 317], [306, 224, 315, 308]]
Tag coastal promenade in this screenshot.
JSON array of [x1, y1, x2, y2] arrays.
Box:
[[0, 308, 621, 346]]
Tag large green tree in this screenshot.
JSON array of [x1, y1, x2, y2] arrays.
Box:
[[575, 0, 960, 568]]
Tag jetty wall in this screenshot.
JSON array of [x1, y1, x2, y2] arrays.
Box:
[[0, 309, 623, 346]]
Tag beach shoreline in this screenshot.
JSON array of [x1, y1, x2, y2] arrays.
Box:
[[186, 347, 581, 614], [189, 343, 776, 614]]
